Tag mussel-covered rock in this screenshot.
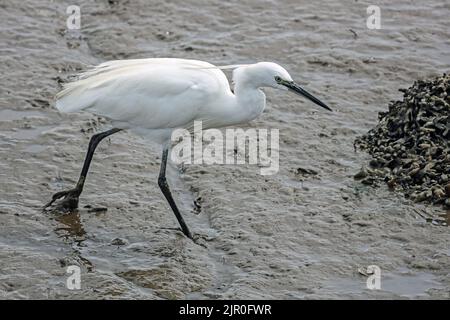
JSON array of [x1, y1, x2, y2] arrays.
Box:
[[355, 74, 449, 209]]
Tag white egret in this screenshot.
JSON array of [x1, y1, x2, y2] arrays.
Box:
[[45, 58, 331, 239]]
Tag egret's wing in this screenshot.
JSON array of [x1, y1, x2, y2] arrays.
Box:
[[72, 58, 220, 81], [56, 59, 232, 129], [57, 58, 217, 101]]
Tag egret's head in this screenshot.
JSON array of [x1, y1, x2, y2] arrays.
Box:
[[234, 62, 332, 111]]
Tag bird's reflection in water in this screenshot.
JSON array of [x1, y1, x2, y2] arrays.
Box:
[[53, 209, 95, 272], [54, 209, 87, 246]]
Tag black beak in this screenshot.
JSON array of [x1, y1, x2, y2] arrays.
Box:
[[282, 81, 332, 111]]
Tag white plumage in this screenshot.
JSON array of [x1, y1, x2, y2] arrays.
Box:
[[57, 59, 235, 143], [47, 58, 331, 239], [55, 58, 311, 144]]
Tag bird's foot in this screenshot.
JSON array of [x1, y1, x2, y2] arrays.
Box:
[[43, 188, 81, 211], [157, 226, 203, 245]]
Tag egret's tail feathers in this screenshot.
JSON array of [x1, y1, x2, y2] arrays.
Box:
[[55, 61, 141, 113], [55, 78, 97, 113], [56, 77, 113, 113]]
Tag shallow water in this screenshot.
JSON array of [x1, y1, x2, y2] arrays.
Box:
[[326, 270, 444, 298], [0, 0, 449, 299], [0, 109, 45, 121], [10, 126, 53, 140]]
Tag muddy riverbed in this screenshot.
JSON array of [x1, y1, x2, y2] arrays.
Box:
[[0, 0, 449, 299]]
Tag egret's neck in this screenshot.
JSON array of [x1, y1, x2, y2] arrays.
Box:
[[232, 81, 266, 124]]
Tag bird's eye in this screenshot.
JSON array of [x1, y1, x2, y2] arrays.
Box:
[[274, 76, 282, 83]]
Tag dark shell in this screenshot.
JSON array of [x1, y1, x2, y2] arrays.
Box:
[[354, 74, 450, 209]]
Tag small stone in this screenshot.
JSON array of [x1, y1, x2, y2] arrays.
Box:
[[111, 238, 128, 246], [369, 159, 383, 168], [354, 167, 368, 180], [296, 167, 318, 176], [445, 183, 450, 196], [433, 188, 445, 199], [386, 178, 397, 189], [415, 190, 432, 202], [361, 177, 375, 185], [419, 143, 431, 149], [409, 167, 420, 177], [445, 198, 450, 208]]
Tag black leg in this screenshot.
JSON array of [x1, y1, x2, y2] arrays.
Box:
[[158, 147, 193, 239], [44, 128, 121, 210]]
